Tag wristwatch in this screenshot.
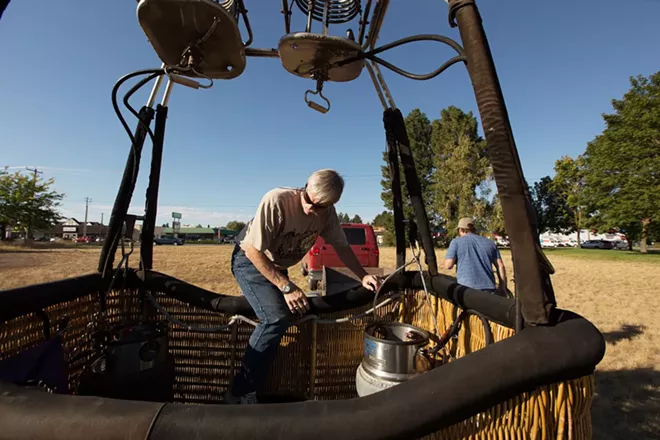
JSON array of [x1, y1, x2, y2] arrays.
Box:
[[281, 281, 294, 294]]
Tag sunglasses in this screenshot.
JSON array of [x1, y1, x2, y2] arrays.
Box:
[[303, 185, 330, 209]]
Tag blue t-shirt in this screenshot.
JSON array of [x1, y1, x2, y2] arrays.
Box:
[[445, 234, 501, 290]]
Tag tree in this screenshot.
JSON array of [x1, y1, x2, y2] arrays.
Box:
[[529, 176, 572, 234], [225, 220, 246, 232], [483, 193, 506, 237], [582, 72, 660, 253], [350, 214, 362, 223], [161, 222, 170, 228], [380, 109, 436, 226], [337, 212, 350, 223], [430, 106, 492, 237], [0, 168, 64, 239], [195, 223, 203, 228], [551, 155, 586, 245]]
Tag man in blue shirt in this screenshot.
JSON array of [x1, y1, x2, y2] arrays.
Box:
[[444, 217, 508, 295]]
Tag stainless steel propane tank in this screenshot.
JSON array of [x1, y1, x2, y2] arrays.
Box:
[[356, 322, 431, 397]]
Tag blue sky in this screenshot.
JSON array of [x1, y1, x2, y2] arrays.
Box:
[[1, 0, 659, 227]]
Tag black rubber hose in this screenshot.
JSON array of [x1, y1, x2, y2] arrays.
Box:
[[335, 34, 467, 81], [430, 308, 493, 354], [465, 309, 494, 346], [431, 310, 466, 353], [122, 71, 164, 142], [97, 105, 153, 276], [111, 69, 163, 156], [140, 105, 168, 271], [367, 33, 465, 59], [98, 69, 163, 276]]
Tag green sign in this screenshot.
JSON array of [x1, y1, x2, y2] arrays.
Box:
[[172, 212, 182, 219]]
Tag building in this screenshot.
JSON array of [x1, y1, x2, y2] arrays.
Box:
[[160, 227, 217, 241], [39, 218, 109, 240], [218, 228, 239, 239], [158, 226, 241, 242]]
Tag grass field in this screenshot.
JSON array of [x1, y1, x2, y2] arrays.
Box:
[[1, 243, 659, 439]]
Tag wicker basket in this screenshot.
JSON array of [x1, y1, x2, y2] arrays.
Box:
[[0, 285, 594, 439]]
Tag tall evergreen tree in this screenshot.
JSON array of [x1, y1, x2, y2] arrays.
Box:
[[430, 106, 491, 237]]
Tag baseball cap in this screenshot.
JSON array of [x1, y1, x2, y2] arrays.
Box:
[[457, 217, 475, 229]]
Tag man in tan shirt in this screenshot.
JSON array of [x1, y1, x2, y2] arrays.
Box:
[[224, 169, 381, 404]]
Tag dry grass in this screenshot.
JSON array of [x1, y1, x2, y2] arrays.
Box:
[[1, 243, 658, 439]]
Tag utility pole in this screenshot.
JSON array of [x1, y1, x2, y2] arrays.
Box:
[[83, 197, 92, 237], [24, 167, 43, 239], [26, 166, 43, 179]]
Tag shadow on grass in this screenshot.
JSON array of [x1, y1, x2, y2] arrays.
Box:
[[593, 367, 660, 440], [602, 324, 647, 345]]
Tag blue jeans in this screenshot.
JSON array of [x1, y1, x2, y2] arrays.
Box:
[[230, 245, 293, 397]]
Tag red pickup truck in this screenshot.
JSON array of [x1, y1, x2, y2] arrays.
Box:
[[301, 223, 379, 290]]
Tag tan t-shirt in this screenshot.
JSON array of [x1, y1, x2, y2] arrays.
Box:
[[237, 187, 349, 268]]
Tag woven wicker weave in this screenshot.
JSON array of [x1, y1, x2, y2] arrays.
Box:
[[0, 286, 594, 439], [401, 290, 595, 439]]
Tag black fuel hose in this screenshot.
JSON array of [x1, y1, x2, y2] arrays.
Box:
[[431, 308, 493, 354]]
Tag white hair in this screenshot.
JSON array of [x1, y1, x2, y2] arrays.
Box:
[[306, 169, 344, 206]]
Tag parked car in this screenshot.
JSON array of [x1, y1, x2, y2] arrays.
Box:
[[580, 239, 613, 250], [540, 238, 557, 248], [75, 236, 94, 243], [612, 240, 629, 250], [301, 223, 379, 291], [494, 237, 510, 248], [154, 236, 185, 246]]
